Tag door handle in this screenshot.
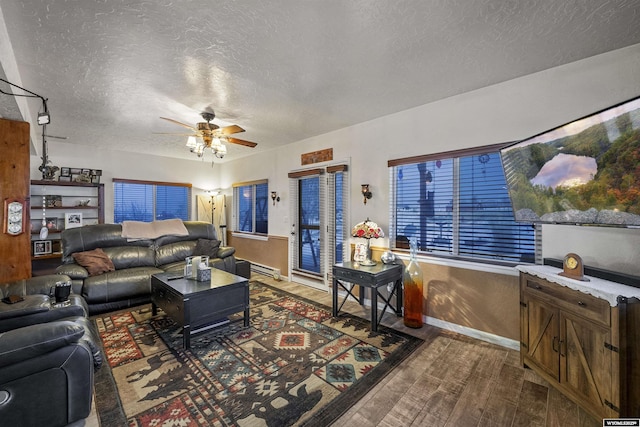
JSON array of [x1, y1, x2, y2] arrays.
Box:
[[552, 336, 559, 353]]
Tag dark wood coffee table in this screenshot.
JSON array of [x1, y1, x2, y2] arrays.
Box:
[[151, 270, 250, 349]]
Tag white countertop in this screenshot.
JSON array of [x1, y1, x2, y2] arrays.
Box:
[[516, 264, 640, 307]]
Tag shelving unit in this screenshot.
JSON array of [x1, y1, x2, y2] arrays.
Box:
[[30, 180, 104, 275]]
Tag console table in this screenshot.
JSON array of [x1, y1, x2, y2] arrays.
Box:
[[332, 262, 403, 332]]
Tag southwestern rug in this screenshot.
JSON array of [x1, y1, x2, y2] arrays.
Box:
[[93, 281, 423, 427]]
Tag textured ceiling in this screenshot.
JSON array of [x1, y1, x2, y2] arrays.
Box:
[[2, 0, 640, 162]]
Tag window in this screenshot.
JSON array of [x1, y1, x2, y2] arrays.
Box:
[[389, 144, 536, 264], [233, 180, 268, 234], [113, 179, 191, 223]]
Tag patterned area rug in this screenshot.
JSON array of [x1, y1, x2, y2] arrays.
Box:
[[93, 281, 423, 426]]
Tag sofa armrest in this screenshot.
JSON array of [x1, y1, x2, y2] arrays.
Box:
[[0, 321, 84, 368], [0, 295, 88, 333], [0, 295, 50, 321], [0, 274, 72, 298], [56, 263, 89, 280], [217, 246, 236, 258]]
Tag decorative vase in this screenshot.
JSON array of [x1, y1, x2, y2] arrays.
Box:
[[360, 238, 376, 266], [403, 239, 423, 328]]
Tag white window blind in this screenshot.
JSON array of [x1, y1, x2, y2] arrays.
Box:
[[113, 179, 191, 223], [389, 145, 537, 264]]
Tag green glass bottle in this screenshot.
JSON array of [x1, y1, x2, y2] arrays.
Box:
[[403, 239, 424, 328]]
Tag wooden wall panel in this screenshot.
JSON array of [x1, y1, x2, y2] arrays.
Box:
[[0, 118, 31, 282], [228, 234, 289, 276]]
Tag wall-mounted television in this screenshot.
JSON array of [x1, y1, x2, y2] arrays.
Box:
[[500, 95, 640, 227]]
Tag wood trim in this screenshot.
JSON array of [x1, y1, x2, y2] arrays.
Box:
[[387, 142, 513, 167], [327, 164, 348, 173], [112, 178, 192, 187], [288, 168, 323, 178], [232, 179, 268, 188]]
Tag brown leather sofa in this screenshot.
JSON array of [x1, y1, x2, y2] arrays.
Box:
[[56, 221, 238, 315]]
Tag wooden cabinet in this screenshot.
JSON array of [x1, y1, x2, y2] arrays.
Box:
[[520, 270, 640, 419], [30, 180, 104, 274]]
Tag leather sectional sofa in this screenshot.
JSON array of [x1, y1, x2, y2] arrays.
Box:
[[56, 221, 239, 315], [0, 275, 102, 427]]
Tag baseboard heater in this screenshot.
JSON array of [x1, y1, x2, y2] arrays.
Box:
[[250, 262, 281, 280]]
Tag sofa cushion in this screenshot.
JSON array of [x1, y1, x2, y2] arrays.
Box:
[[102, 246, 156, 269], [193, 238, 220, 258], [155, 241, 196, 267], [60, 223, 154, 264], [0, 321, 85, 368], [82, 267, 163, 303], [72, 248, 115, 276]]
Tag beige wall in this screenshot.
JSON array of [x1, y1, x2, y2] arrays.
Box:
[[423, 263, 519, 340], [229, 234, 289, 277]]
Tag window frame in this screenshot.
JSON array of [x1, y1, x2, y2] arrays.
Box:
[[113, 178, 192, 223], [388, 143, 539, 266], [232, 179, 269, 235]]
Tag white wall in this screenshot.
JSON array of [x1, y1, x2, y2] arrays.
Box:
[[30, 43, 640, 276], [31, 142, 224, 223], [219, 43, 640, 276]]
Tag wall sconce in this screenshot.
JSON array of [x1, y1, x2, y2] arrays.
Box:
[[271, 191, 280, 205], [361, 184, 372, 204]]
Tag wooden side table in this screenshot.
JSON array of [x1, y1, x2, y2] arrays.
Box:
[[332, 262, 403, 331]]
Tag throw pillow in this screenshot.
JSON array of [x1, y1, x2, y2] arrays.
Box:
[[193, 238, 221, 258], [72, 248, 115, 276]]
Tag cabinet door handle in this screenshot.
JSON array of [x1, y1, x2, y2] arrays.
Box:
[[559, 339, 566, 357], [552, 336, 559, 353], [577, 301, 586, 306]]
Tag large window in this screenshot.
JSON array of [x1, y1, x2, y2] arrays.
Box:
[[233, 180, 268, 234], [389, 144, 536, 264], [113, 179, 191, 223]]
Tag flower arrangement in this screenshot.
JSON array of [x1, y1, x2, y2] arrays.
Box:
[[351, 218, 384, 239]]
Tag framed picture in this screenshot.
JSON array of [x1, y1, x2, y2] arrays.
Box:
[[69, 168, 82, 175], [46, 217, 59, 231], [81, 168, 91, 175], [91, 175, 101, 184], [353, 243, 368, 263], [33, 240, 52, 256], [60, 167, 71, 177], [65, 212, 83, 229]]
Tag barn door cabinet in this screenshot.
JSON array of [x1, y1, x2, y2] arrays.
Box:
[[518, 266, 640, 420]]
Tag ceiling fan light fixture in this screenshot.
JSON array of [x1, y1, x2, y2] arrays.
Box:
[[186, 136, 198, 148], [213, 143, 227, 158]]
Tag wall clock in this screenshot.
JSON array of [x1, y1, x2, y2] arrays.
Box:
[[4, 199, 25, 236], [558, 252, 590, 282]]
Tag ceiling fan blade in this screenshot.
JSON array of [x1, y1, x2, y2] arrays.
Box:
[[160, 117, 197, 131], [216, 124, 245, 136], [226, 137, 257, 148], [153, 132, 198, 136]]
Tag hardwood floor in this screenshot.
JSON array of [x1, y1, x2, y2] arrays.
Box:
[[261, 275, 602, 427]]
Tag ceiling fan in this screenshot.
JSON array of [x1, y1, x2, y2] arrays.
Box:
[[157, 111, 257, 158]]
